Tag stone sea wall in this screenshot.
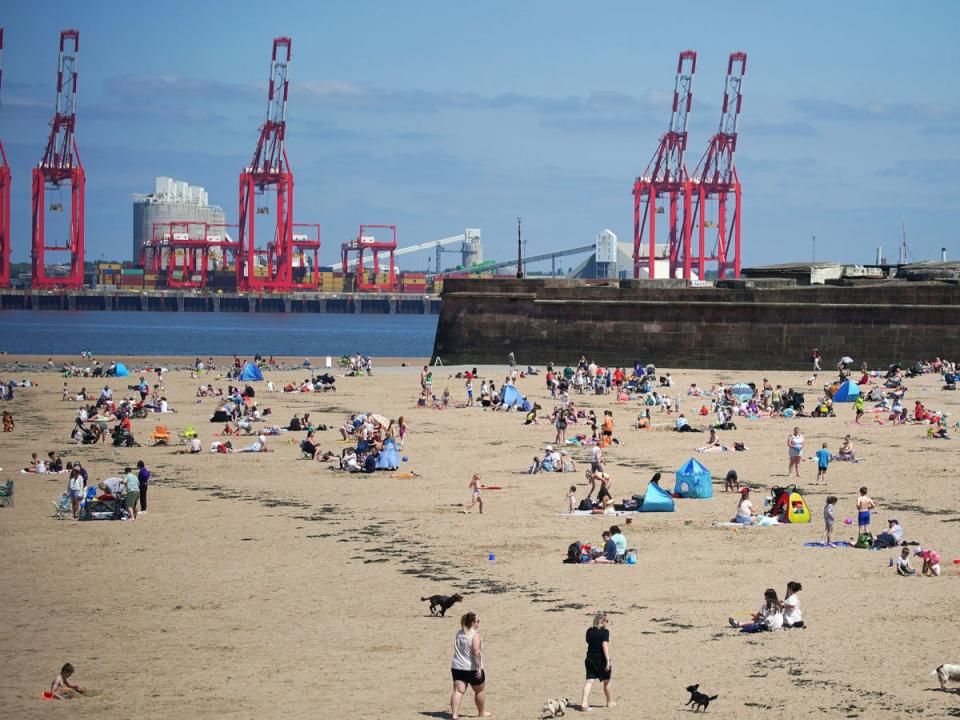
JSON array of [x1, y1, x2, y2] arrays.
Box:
[[431, 278, 960, 369]]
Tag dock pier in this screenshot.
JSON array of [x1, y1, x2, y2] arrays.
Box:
[[0, 289, 442, 315]]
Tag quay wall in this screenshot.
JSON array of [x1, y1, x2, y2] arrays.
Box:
[[431, 278, 960, 369], [0, 290, 441, 315]]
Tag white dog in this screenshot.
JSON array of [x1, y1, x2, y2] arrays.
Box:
[[932, 664, 960, 690], [540, 696, 569, 718]]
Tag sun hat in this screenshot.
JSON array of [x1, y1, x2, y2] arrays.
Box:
[[740, 487, 750, 494], [914, 547, 923, 555]]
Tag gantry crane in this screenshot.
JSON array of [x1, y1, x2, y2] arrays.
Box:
[[31, 29, 84, 288], [689, 52, 747, 279], [0, 28, 11, 288], [237, 37, 319, 292], [632, 51, 696, 279]]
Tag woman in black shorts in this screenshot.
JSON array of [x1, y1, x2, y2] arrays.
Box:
[[579, 611, 615, 710], [450, 612, 491, 719]]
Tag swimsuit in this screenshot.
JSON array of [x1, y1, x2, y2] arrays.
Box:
[[858, 510, 870, 525]]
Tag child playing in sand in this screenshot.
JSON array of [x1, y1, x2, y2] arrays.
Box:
[[50, 663, 85, 699], [856, 487, 875, 535], [896, 547, 916, 576], [823, 496, 838, 546], [2, 410, 13, 432], [566, 485, 577, 513], [815, 443, 831, 485], [463, 474, 483, 514], [724, 469, 739, 492], [915, 547, 941, 576]]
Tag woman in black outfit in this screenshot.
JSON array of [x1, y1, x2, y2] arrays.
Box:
[[580, 612, 615, 710]]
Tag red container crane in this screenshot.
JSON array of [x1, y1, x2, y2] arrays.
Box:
[[689, 52, 747, 279], [31, 29, 85, 289], [0, 28, 11, 288], [632, 50, 697, 279], [237, 37, 319, 292], [341, 225, 398, 291]]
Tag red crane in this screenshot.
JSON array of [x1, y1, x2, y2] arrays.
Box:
[[633, 50, 697, 279], [341, 224, 398, 291], [689, 52, 747, 279], [237, 37, 319, 292], [0, 28, 11, 288], [31, 29, 84, 289]]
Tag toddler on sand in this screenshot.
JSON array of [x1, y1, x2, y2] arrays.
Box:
[[823, 496, 838, 546], [50, 663, 85, 699]]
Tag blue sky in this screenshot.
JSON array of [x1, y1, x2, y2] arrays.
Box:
[[2, 1, 958, 270]]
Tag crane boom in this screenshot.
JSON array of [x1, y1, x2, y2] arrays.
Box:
[[248, 37, 290, 176], [41, 29, 80, 175], [0, 27, 10, 288], [333, 233, 466, 270]]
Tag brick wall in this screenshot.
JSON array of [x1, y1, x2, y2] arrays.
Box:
[[431, 278, 960, 369]]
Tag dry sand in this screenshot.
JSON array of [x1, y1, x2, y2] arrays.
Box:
[[1, 359, 958, 719]]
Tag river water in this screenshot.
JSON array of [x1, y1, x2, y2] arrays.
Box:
[[1, 310, 439, 357]]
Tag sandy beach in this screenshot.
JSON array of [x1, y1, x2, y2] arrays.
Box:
[[1, 357, 957, 719]]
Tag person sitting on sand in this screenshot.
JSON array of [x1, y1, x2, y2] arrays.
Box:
[[697, 428, 727, 452], [896, 546, 916, 576], [3, 410, 14, 432], [23, 452, 47, 473], [560, 450, 577, 473], [50, 662, 85, 699], [836, 435, 856, 461], [732, 487, 754, 524], [729, 588, 784, 633]]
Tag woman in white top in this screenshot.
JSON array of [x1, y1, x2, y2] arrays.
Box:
[[787, 427, 804, 478], [729, 588, 784, 633], [732, 487, 754, 524], [450, 612, 490, 720], [782, 581, 804, 629]]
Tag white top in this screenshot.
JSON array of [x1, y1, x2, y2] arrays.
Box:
[[68, 475, 84, 492], [789, 433, 804, 450], [761, 604, 784, 630], [737, 499, 753, 517], [591, 446, 602, 463], [451, 629, 480, 671], [190, 437, 202, 452], [783, 594, 802, 625]]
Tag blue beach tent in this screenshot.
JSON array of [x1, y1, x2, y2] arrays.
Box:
[[674, 458, 713, 499], [831, 380, 860, 402], [500, 384, 524, 409], [376, 439, 401, 470], [640, 482, 675, 512], [114, 363, 129, 377], [238, 362, 264, 381], [730, 383, 753, 401]]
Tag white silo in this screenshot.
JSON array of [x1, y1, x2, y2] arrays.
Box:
[[461, 228, 483, 268], [132, 177, 226, 262]]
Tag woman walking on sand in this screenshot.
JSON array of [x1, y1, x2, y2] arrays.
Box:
[[450, 612, 491, 720], [787, 427, 804, 478], [580, 612, 615, 711]]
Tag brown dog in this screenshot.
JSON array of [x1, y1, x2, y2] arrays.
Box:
[[422, 593, 463, 616]]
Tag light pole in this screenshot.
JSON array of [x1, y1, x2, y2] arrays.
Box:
[[516, 217, 524, 279]]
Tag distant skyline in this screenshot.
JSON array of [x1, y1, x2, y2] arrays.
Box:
[[2, 1, 958, 270]]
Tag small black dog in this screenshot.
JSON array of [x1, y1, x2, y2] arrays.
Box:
[[422, 593, 463, 617], [685, 684, 718, 712]]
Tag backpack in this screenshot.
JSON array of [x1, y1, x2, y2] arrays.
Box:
[[565, 541, 583, 564], [854, 532, 873, 549], [578, 498, 593, 511]]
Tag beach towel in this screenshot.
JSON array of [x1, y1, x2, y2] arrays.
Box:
[[803, 541, 853, 548]]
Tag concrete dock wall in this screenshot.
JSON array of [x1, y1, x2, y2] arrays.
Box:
[[431, 278, 960, 369]]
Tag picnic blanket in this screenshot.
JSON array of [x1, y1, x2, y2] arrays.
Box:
[[803, 541, 854, 548], [559, 510, 639, 517]]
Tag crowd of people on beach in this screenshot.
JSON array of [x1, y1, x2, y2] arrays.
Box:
[[5, 347, 957, 716]]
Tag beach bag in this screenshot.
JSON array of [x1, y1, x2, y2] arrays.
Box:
[[565, 541, 583, 564], [80, 499, 120, 521], [854, 532, 873, 549], [578, 498, 593, 511]]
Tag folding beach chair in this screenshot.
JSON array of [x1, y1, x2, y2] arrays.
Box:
[[52, 492, 70, 519], [0, 479, 14, 508], [178, 425, 198, 445], [150, 425, 172, 446]]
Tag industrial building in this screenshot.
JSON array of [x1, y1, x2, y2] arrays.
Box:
[[569, 230, 672, 280], [132, 177, 225, 262]]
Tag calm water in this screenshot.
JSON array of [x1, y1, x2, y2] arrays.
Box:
[[0, 310, 439, 357]]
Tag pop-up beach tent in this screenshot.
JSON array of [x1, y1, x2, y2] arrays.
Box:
[[115, 363, 129, 377], [640, 482, 675, 512], [674, 458, 713, 498], [730, 383, 753, 401], [831, 380, 860, 402], [239, 362, 264, 381], [500, 384, 525, 409], [375, 438, 401, 470]]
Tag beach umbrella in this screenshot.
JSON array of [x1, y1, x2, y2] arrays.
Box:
[[730, 383, 753, 401], [839, 356, 854, 366]]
